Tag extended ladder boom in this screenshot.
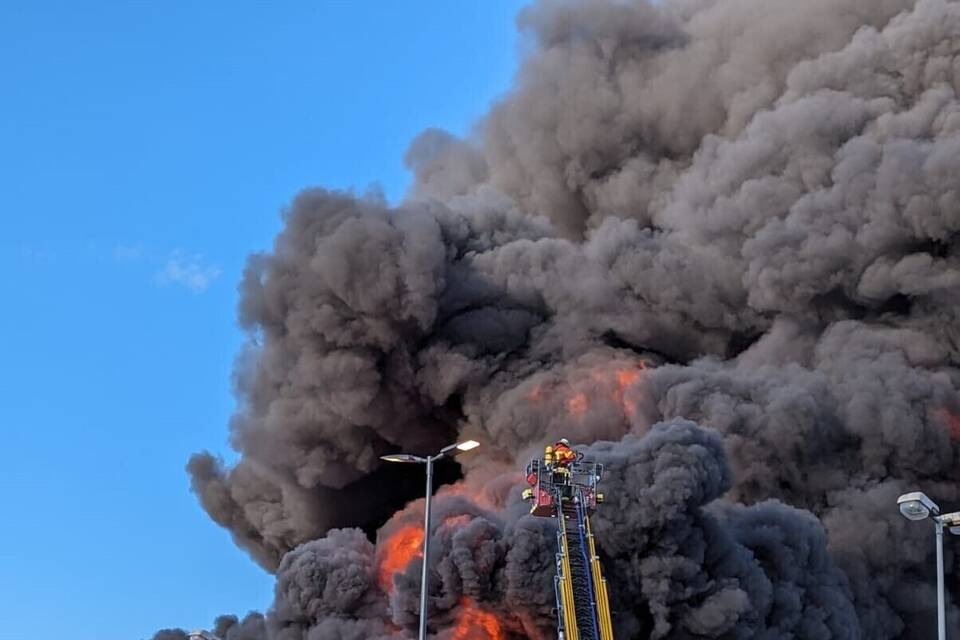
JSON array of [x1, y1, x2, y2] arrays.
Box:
[[523, 445, 615, 640], [554, 491, 614, 640]]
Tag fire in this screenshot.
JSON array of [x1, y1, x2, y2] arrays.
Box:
[[614, 365, 643, 418], [527, 384, 545, 402], [932, 407, 960, 441], [567, 392, 589, 418], [441, 514, 474, 529], [378, 525, 424, 592], [451, 598, 504, 640], [615, 367, 642, 389], [561, 360, 651, 421]]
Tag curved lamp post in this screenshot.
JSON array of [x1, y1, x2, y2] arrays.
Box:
[[381, 439, 480, 640], [898, 491, 960, 640]]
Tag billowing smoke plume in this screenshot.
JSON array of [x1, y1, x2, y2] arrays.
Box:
[[164, 0, 960, 638]]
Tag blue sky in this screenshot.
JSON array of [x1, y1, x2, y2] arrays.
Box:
[[0, 2, 526, 638]]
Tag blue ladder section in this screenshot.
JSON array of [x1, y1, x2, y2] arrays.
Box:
[[561, 494, 601, 640]]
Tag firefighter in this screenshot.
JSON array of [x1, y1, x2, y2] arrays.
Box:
[[553, 438, 577, 468]]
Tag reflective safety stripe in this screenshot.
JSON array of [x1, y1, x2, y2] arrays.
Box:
[[555, 495, 615, 640], [558, 513, 580, 640], [585, 515, 614, 640]]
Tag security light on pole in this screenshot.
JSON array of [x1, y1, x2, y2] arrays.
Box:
[[897, 491, 960, 640], [380, 439, 481, 640], [898, 491, 940, 521]]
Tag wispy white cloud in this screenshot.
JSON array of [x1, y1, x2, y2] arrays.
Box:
[[113, 243, 144, 261], [155, 250, 222, 294], [16, 243, 55, 264]]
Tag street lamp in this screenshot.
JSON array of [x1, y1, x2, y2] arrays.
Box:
[[897, 491, 960, 639], [381, 439, 481, 640]]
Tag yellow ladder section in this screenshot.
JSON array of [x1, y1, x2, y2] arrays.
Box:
[[584, 515, 614, 640], [558, 514, 580, 640]]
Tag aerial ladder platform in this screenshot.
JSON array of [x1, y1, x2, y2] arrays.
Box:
[[523, 445, 614, 640]]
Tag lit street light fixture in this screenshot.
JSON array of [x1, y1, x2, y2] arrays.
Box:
[[897, 491, 960, 640], [381, 439, 481, 640]]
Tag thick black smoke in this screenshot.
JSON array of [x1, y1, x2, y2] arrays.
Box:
[[165, 0, 960, 638]]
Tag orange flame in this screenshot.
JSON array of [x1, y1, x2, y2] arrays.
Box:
[[451, 598, 504, 640], [527, 384, 545, 402], [559, 361, 649, 421], [378, 525, 424, 592], [441, 514, 474, 529], [614, 364, 644, 418], [567, 392, 589, 418], [932, 407, 960, 441]]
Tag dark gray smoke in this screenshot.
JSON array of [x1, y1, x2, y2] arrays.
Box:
[[151, 615, 265, 640], [165, 0, 960, 638]]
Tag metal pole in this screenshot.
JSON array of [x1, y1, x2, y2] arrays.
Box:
[[418, 455, 435, 640], [937, 519, 946, 640]]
